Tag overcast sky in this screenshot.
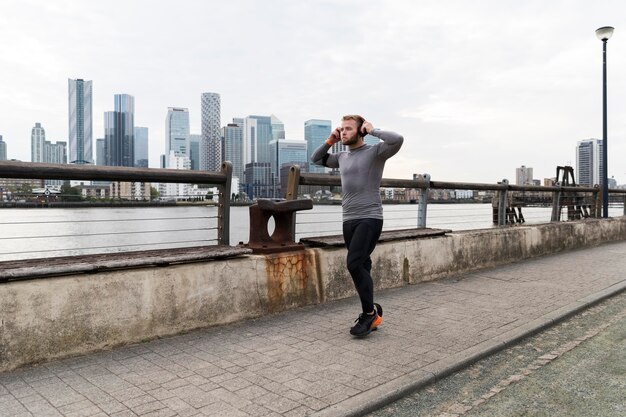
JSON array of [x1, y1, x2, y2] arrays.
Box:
[[2, 0, 626, 184]]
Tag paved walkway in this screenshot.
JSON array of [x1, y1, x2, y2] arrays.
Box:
[[2, 241, 626, 417]]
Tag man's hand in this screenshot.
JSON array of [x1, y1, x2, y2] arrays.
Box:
[[362, 121, 374, 135], [326, 127, 341, 145]]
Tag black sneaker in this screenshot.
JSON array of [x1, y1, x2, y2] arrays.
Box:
[[350, 311, 382, 337]]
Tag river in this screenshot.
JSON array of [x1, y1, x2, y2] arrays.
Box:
[[1, 204, 623, 262]]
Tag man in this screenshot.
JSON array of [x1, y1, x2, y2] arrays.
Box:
[[310, 115, 403, 337]]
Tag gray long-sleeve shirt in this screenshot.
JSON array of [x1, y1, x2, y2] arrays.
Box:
[[310, 129, 404, 221]]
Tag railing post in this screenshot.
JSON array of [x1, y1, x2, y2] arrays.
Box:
[[497, 179, 509, 226], [551, 184, 562, 222], [218, 161, 232, 245], [417, 174, 430, 228], [286, 165, 301, 238], [286, 165, 300, 201], [594, 186, 602, 218]]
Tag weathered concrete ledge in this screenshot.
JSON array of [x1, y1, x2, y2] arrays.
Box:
[[1, 217, 625, 372]]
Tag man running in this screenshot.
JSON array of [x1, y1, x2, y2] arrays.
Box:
[[310, 115, 403, 337]]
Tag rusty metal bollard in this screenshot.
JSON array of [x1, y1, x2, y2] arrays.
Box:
[[243, 199, 313, 254]]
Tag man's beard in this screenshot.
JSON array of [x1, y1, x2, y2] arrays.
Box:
[[342, 135, 359, 146]]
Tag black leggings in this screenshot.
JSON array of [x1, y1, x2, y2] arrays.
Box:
[[343, 218, 383, 314]]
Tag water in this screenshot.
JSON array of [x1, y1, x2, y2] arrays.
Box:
[[1, 204, 623, 261]]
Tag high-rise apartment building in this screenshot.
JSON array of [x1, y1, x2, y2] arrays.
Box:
[[165, 108, 189, 165], [222, 121, 244, 186], [189, 134, 201, 170], [304, 119, 331, 173], [201, 92, 221, 171], [0, 135, 6, 161], [134, 127, 149, 167], [44, 140, 67, 186], [44, 141, 67, 164], [576, 139, 603, 186], [31, 123, 46, 163], [104, 94, 135, 167], [68, 78, 93, 164], [516, 165, 534, 185]]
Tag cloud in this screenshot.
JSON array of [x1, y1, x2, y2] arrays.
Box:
[[2, 0, 626, 184]]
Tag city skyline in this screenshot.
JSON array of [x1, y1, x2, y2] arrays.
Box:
[[2, 2, 626, 184], [9, 89, 625, 187]]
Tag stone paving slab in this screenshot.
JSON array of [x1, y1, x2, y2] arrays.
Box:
[[2, 241, 626, 417]]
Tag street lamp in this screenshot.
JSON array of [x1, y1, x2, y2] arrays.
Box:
[[596, 26, 614, 218]]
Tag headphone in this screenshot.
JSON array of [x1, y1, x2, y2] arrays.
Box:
[[357, 120, 366, 137]]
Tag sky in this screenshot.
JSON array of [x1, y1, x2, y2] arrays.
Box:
[[2, 0, 626, 184]]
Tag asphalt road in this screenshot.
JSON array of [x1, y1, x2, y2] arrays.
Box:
[[368, 290, 626, 417]]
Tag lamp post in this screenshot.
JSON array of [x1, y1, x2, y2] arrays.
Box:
[[596, 26, 614, 218]]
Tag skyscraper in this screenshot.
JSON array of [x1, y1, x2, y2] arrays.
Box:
[[244, 162, 273, 200], [576, 139, 603, 186], [272, 139, 308, 198], [222, 121, 244, 185], [104, 94, 135, 167], [275, 139, 307, 168], [201, 92, 221, 171], [270, 115, 285, 192], [96, 138, 105, 166], [134, 127, 149, 167], [244, 115, 273, 165], [165, 108, 189, 166], [189, 134, 201, 170], [242, 115, 278, 197], [304, 119, 331, 173], [271, 115, 285, 141], [31, 123, 46, 163], [0, 135, 6, 161], [68, 78, 93, 164]]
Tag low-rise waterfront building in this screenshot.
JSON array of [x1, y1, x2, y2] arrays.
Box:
[[110, 181, 150, 200], [76, 184, 111, 199]]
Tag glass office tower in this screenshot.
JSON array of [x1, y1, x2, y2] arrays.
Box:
[[68, 78, 93, 164]]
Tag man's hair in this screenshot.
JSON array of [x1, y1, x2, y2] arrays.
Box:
[[342, 115, 365, 136]]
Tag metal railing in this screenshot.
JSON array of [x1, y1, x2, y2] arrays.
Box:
[[0, 160, 232, 245], [3, 160, 626, 257], [286, 165, 626, 233]]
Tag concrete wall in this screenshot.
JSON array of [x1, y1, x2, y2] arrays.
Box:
[[2, 217, 626, 372]]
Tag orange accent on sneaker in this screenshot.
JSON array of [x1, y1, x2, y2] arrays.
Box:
[[371, 314, 382, 330]]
